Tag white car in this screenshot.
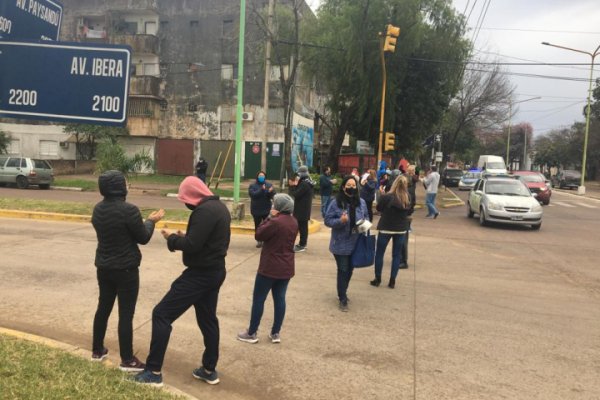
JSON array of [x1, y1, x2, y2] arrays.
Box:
[[467, 177, 543, 230]]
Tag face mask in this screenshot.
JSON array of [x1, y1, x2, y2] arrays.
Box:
[[258, 176, 265, 183], [344, 187, 357, 196]]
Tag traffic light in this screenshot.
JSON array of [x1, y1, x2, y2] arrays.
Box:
[[384, 132, 395, 152], [383, 24, 401, 53]]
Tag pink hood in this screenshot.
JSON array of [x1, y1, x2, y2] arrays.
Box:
[[177, 176, 214, 206]]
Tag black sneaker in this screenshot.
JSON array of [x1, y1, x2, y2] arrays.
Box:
[[91, 347, 108, 362], [339, 299, 349, 312], [192, 367, 220, 385], [120, 356, 146, 373], [293, 245, 306, 253], [132, 370, 163, 388], [370, 278, 381, 287]]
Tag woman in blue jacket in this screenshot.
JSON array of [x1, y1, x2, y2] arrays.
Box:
[[324, 175, 369, 312], [248, 171, 275, 248]]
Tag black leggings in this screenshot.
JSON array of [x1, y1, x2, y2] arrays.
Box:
[[297, 219, 309, 246], [93, 268, 139, 361], [253, 214, 268, 231]]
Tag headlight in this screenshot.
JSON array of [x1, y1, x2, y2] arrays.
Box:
[[531, 203, 542, 212], [487, 202, 503, 211], [539, 187, 547, 191]]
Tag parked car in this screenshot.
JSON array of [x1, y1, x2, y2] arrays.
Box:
[[552, 170, 581, 190], [512, 171, 552, 205], [0, 157, 54, 189], [467, 176, 543, 230], [442, 168, 463, 187], [458, 170, 482, 191]]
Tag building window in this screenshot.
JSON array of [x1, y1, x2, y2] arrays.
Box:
[[160, 20, 169, 29], [145, 21, 157, 35], [8, 139, 20, 155], [221, 64, 234, 80], [39, 140, 59, 156], [222, 19, 234, 38], [270, 65, 289, 81], [128, 98, 154, 117], [190, 20, 199, 28]]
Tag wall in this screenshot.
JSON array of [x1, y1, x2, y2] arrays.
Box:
[[0, 123, 74, 160]]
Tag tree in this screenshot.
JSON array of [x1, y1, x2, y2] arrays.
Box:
[[63, 123, 129, 160], [0, 130, 10, 154], [303, 0, 470, 168]]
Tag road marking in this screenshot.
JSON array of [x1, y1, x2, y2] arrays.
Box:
[[553, 201, 576, 208], [574, 202, 597, 209]]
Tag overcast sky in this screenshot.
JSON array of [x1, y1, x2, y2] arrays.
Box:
[[308, 0, 600, 136]]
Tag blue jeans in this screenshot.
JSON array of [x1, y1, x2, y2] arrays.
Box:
[[248, 274, 290, 335], [374, 233, 406, 280], [321, 195, 331, 217], [333, 254, 353, 302], [425, 192, 438, 216]]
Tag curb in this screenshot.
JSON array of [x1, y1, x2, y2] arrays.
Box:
[[0, 209, 321, 235], [0, 327, 198, 400], [552, 188, 600, 202], [440, 188, 465, 208]]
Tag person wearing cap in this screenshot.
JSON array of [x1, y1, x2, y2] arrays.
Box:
[[134, 176, 231, 388], [289, 165, 315, 252], [237, 194, 299, 344], [248, 170, 275, 248], [91, 170, 164, 372]]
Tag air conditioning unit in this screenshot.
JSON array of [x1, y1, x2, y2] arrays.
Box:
[[59, 141, 69, 149], [242, 112, 254, 121]]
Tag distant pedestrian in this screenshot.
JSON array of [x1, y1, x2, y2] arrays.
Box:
[[134, 176, 230, 387], [379, 171, 390, 194], [324, 175, 370, 312], [319, 166, 337, 218], [249, 171, 275, 248], [422, 165, 440, 219], [406, 165, 418, 210], [91, 170, 164, 373], [360, 169, 377, 222], [237, 194, 298, 344], [289, 165, 315, 253], [195, 157, 208, 183], [370, 176, 412, 289]]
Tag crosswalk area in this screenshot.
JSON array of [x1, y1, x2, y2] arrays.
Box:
[[548, 200, 598, 209]]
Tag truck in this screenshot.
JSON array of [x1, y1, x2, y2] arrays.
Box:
[[477, 155, 507, 175]]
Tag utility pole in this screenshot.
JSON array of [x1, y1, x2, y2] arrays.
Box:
[[233, 0, 247, 207], [261, 0, 275, 173]]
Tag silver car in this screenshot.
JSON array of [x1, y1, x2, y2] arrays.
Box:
[[467, 177, 543, 230], [0, 157, 54, 189]]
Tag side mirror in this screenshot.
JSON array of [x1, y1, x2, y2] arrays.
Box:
[[475, 190, 483, 195]]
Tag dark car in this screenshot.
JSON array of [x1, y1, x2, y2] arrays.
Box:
[[512, 171, 552, 205], [553, 170, 581, 190], [442, 168, 463, 187]]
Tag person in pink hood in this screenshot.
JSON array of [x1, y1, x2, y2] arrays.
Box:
[[134, 176, 231, 387]]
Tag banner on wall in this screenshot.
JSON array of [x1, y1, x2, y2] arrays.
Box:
[[291, 112, 314, 172]]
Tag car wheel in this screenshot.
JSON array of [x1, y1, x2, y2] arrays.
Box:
[[531, 223, 542, 231], [16, 176, 29, 189], [39, 184, 50, 190], [479, 208, 487, 226], [467, 203, 474, 218], [543, 199, 550, 205]]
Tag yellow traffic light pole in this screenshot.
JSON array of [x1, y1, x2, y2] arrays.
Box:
[[378, 25, 400, 161]]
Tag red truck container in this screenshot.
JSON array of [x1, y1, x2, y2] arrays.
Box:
[[337, 154, 392, 175]]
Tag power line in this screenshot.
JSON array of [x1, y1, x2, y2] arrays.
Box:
[[473, 48, 600, 73], [468, 26, 600, 35]]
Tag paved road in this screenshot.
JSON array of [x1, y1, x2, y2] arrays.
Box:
[[1, 188, 600, 399]]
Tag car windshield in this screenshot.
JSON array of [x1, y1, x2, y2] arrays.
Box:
[[446, 170, 462, 177], [520, 174, 544, 183], [485, 181, 530, 196], [464, 172, 481, 179], [486, 162, 505, 169]]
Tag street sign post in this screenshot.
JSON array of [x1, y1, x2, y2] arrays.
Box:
[[0, 0, 63, 41], [0, 41, 131, 126]]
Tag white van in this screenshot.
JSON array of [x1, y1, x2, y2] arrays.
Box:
[[477, 155, 507, 175]]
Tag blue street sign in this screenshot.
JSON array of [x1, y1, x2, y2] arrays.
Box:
[[0, 40, 131, 126], [0, 0, 63, 41]]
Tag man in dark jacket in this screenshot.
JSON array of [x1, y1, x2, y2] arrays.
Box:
[[134, 176, 230, 388], [195, 157, 208, 182], [319, 166, 337, 218], [289, 165, 314, 252], [91, 170, 164, 372], [248, 170, 275, 248]]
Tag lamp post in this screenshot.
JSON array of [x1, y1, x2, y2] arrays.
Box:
[[542, 41, 600, 195], [506, 96, 540, 170]]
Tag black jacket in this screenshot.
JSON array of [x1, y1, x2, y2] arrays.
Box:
[[92, 172, 155, 270], [360, 179, 377, 203], [290, 177, 314, 221], [376, 193, 413, 232], [249, 181, 275, 216], [167, 196, 231, 271], [320, 174, 333, 196]]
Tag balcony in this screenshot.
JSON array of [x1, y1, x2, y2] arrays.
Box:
[[129, 76, 161, 98], [110, 34, 158, 55]]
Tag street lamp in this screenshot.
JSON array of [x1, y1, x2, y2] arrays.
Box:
[[506, 96, 540, 170], [542, 41, 600, 195]]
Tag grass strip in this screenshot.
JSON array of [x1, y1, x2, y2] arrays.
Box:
[[0, 334, 182, 399]]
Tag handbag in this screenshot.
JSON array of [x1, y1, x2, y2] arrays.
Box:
[[351, 231, 376, 268]]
